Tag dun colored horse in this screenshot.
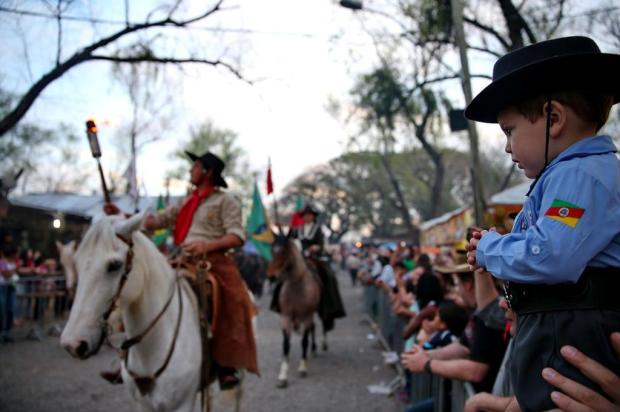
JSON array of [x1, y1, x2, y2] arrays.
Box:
[[268, 234, 321, 388]]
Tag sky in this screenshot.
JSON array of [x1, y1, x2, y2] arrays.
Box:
[[1, 0, 383, 197], [1, 0, 616, 201]]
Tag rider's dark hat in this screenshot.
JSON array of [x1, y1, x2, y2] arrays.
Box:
[[300, 204, 319, 217], [465, 36, 620, 123], [185, 151, 228, 188]]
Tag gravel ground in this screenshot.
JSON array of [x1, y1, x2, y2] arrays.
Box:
[[0, 269, 402, 412]]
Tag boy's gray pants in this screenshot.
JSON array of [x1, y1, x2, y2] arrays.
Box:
[[512, 309, 620, 411]]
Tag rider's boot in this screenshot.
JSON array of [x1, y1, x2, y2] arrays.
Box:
[[218, 366, 240, 390], [100, 367, 123, 385]]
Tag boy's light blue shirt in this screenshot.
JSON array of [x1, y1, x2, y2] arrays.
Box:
[[477, 135, 620, 284]]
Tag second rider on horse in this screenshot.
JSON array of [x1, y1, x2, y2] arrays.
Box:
[[271, 204, 346, 334]]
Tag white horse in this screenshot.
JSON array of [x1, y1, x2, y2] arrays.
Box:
[[61, 212, 205, 412], [56, 240, 78, 298]]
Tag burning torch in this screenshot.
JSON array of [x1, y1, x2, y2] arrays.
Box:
[[85, 119, 111, 204]]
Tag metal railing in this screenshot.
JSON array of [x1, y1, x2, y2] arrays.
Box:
[[4, 272, 70, 337], [363, 285, 476, 412]]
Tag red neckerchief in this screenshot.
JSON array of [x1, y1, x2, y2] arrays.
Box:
[[174, 185, 214, 246]]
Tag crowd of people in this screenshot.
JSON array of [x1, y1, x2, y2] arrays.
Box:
[[0, 242, 67, 343], [338, 235, 620, 412]]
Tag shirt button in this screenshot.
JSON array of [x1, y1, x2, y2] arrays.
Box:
[[531, 245, 541, 255]]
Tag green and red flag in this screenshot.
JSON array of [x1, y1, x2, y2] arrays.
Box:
[[544, 199, 585, 228], [289, 195, 305, 229]]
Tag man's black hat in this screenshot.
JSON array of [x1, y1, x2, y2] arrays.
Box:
[[301, 204, 318, 216], [185, 151, 228, 188], [465, 36, 620, 123]]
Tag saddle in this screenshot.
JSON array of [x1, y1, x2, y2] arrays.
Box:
[[169, 255, 220, 389]]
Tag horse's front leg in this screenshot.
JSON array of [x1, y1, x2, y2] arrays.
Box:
[[277, 320, 291, 389], [310, 322, 317, 356], [299, 324, 310, 377]]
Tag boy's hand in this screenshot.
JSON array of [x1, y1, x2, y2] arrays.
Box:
[[467, 227, 496, 269]]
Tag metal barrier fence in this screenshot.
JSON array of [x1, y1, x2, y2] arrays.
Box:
[[8, 272, 69, 337], [363, 285, 476, 412]]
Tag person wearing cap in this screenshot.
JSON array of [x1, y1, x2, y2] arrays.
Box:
[[291, 204, 346, 333], [465, 36, 620, 411], [144, 150, 258, 389]]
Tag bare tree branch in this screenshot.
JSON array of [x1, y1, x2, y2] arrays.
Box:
[[463, 16, 511, 50], [90, 55, 249, 83], [0, 0, 233, 137]]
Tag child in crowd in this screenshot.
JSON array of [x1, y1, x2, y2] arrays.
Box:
[[419, 299, 469, 350], [466, 36, 620, 411]]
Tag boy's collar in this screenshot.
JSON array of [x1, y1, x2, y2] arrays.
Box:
[[547, 135, 617, 168], [528, 135, 616, 195]]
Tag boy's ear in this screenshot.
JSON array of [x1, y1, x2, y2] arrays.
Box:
[[545, 100, 567, 139]]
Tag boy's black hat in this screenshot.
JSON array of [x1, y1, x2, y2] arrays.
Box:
[[465, 36, 620, 123], [185, 151, 228, 188]]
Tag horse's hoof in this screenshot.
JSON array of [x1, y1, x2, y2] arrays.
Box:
[[299, 370, 307, 378], [276, 379, 288, 389], [322, 342, 328, 351]]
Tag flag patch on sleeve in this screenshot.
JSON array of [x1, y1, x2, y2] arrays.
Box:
[[544, 199, 585, 228]]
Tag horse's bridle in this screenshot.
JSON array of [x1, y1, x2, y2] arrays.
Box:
[[99, 233, 184, 395]]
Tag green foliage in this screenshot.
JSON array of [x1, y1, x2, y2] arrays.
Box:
[[352, 66, 403, 131], [169, 120, 250, 192], [402, 0, 453, 41], [0, 88, 90, 193], [283, 146, 516, 239], [0, 90, 54, 176]]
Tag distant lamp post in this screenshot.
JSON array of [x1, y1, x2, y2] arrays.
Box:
[[340, 0, 363, 10]]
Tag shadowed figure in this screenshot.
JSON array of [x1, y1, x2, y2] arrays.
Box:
[[268, 234, 321, 389]]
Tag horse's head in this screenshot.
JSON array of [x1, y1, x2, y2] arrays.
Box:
[[60, 210, 148, 359], [267, 232, 296, 278], [56, 240, 78, 297]]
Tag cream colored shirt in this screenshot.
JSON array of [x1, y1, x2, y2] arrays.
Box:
[[155, 188, 246, 243]]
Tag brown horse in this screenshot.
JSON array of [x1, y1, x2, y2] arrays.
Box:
[[268, 234, 321, 389]]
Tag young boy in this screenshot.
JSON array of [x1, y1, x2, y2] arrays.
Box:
[[465, 36, 620, 411], [420, 299, 469, 350]]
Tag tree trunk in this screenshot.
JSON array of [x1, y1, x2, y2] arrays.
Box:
[[379, 153, 416, 234]]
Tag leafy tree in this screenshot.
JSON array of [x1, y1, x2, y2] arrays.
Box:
[[0, 89, 90, 193], [282, 146, 518, 240], [169, 120, 251, 193]]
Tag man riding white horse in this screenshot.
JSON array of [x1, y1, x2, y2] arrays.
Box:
[[103, 151, 258, 390]]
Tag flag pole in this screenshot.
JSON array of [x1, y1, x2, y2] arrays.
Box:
[[267, 157, 282, 233]]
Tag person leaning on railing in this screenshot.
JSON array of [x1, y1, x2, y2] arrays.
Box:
[[401, 267, 509, 412]]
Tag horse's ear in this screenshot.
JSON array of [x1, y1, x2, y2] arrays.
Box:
[[114, 208, 150, 239], [68, 240, 77, 251], [55, 240, 63, 253], [286, 226, 292, 239]]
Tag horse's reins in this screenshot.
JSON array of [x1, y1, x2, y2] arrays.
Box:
[[100, 233, 185, 395]]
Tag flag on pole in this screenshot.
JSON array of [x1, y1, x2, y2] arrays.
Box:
[[289, 195, 305, 229], [246, 182, 274, 261], [151, 195, 169, 246], [266, 158, 274, 195]]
